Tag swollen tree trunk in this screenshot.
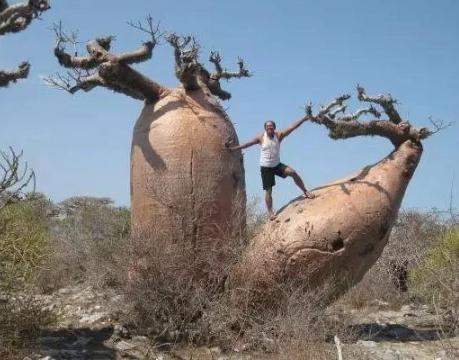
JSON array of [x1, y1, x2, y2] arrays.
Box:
[[228, 88, 443, 309], [230, 140, 422, 307], [130, 87, 246, 252], [47, 21, 251, 281]]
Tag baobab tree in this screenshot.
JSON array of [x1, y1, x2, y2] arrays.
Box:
[[229, 86, 448, 309], [45, 18, 251, 281], [0, 0, 50, 87]]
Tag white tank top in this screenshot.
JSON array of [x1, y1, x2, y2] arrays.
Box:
[[260, 132, 281, 167]]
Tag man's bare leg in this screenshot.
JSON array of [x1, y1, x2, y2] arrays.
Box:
[[265, 187, 276, 220], [284, 166, 315, 199]]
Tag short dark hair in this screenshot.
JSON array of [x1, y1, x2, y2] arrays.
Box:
[[264, 120, 276, 129]]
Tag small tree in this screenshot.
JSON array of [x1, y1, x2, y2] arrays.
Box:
[[0, 147, 35, 210]]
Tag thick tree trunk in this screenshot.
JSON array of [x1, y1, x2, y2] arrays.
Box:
[[229, 140, 422, 308], [130, 87, 246, 277]]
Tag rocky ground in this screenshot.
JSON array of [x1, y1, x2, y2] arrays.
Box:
[[23, 285, 458, 360]]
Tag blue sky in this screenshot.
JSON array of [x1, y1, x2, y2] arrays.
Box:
[[1, 0, 458, 211]]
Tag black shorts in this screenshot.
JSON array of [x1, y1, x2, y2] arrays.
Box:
[[260, 163, 287, 190]]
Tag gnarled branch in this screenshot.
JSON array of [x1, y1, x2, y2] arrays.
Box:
[[209, 52, 251, 80], [0, 61, 29, 87], [306, 86, 446, 147], [357, 85, 402, 124], [0, 147, 35, 210], [0, 0, 50, 35], [46, 17, 167, 103], [166, 34, 251, 100]]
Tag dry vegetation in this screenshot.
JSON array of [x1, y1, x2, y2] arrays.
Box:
[[0, 193, 457, 358]]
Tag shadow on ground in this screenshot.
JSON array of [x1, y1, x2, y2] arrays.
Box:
[[348, 323, 456, 342], [37, 326, 115, 360]]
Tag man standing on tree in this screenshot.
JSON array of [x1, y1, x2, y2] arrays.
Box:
[[228, 117, 315, 220]]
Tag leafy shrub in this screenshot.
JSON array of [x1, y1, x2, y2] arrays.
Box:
[[0, 199, 51, 292], [0, 197, 55, 356], [409, 226, 458, 312]]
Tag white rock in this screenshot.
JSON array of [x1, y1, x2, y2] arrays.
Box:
[[357, 340, 377, 348], [79, 312, 106, 324], [116, 340, 136, 351]]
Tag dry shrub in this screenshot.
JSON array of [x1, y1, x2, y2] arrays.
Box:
[[122, 197, 263, 341], [0, 293, 55, 358], [37, 196, 130, 291], [342, 210, 446, 309], [124, 215, 248, 341], [123, 197, 362, 359]]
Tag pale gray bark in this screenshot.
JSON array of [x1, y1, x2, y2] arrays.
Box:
[[45, 18, 167, 103]]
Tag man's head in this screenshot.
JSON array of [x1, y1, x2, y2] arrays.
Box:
[[264, 120, 276, 137]]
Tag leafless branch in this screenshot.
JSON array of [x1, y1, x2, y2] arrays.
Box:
[[122, 15, 164, 65], [209, 53, 251, 81], [166, 33, 200, 70], [0, 61, 29, 87], [357, 85, 402, 124], [43, 69, 104, 94], [339, 105, 381, 121], [305, 86, 444, 147], [48, 19, 167, 103], [334, 335, 343, 360], [127, 14, 162, 42], [0, 0, 50, 35], [425, 116, 452, 136], [209, 51, 223, 75], [0, 147, 35, 210], [319, 94, 351, 116], [166, 33, 251, 99]]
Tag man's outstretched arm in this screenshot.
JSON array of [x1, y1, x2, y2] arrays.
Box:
[[278, 115, 309, 141], [227, 136, 260, 151]]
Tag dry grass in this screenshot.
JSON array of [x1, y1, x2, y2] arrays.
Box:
[[1, 192, 457, 358], [341, 209, 448, 309], [36, 196, 130, 291]]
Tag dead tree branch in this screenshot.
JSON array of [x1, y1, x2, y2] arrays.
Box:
[[0, 147, 35, 210], [0, 0, 50, 35], [45, 17, 167, 103], [306, 86, 445, 147], [0, 61, 29, 87]]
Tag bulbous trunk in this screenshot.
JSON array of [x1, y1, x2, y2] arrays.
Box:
[[230, 140, 422, 307], [130, 87, 246, 277]]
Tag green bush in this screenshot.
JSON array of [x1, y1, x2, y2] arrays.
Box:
[[0, 199, 50, 291], [409, 226, 458, 311], [0, 198, 55, 356]]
